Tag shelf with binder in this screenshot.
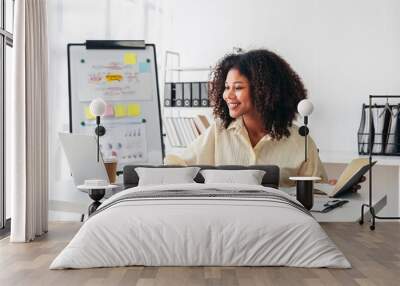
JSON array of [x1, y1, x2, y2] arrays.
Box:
[[162, 51, 213, 152], [164, 81, 212, 108], [163, 51, 212, 108], [358, 95, 400, 231]]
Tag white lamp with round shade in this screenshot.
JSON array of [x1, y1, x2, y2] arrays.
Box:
[[295, 99, 317, 210], [297, 99, 314, 162], [297, 99, 314, 117], [89, 98, 107, 117], [89, 98, 107, 162]]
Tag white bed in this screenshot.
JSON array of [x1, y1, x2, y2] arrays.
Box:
[[50, 183, 351, 269]]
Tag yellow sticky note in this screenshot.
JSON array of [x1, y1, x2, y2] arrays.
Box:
[[124, 53, 137, 65], [105, 73, 123, 82], [128, 103, 141, 117], [114, 104, 127, 117], [84, 106, 96, 120]]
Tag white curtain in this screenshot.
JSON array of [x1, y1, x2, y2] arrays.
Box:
[[10, 0, 49, 242]]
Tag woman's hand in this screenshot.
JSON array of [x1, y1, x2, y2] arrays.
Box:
[[328, 176, 367, 193], [328, 179, 337, 185]]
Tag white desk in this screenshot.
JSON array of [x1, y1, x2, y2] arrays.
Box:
[[280, 187, 387, 222], [320, 150, 400, 166], [320, 153, 399, 219]]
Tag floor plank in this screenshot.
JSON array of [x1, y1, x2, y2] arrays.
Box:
[[0, 222, 399, 286]]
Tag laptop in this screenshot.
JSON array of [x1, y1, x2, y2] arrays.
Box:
[[59, 133, 110, 186]]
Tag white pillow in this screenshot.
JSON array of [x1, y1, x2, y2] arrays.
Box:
[[135, 167, 200, 186], [200, 169, 266, 185]]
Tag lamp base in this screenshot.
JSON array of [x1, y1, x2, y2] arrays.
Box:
[[88, 188, 106, 216], [296, 180, 314, 210]]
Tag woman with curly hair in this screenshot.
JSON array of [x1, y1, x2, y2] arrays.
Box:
[[165, 49, 327, 186]]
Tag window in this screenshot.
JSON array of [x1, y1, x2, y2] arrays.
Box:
[[5, 0, 13, 33], [0, 0, 13, 234]]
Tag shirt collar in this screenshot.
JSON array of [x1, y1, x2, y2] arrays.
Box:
[[226, 118, 298, 142], [227, 116, 245, 131], [227, 117, 274, 142]]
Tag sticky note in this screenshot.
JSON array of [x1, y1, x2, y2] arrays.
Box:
[[139, 62, 150, 73], [114, 104, 127, 117], [104, 103, 114, 117], [128, 103, 141, 117], [124, 53, 137, 65], [105, 73, 123, 82], [84, 106, 96, 120]]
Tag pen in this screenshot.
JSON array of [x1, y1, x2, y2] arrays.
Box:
[[322, 200, 349, 213]]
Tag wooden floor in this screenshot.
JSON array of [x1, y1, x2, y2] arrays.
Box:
[[0, 222, 399, 286]]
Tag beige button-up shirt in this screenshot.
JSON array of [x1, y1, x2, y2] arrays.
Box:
[[164, 117, 328, 186]]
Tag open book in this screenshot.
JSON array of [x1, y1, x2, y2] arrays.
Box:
[[314, 158, 376, 198]]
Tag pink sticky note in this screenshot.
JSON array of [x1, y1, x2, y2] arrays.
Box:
[[104, 103, 114, 117]]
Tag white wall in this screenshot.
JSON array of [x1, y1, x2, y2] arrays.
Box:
[[162, 0, 400, 154]]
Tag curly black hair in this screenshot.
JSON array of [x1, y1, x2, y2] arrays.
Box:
[[209, 49, 307, 140]]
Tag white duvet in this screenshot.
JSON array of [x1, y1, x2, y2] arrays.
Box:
[[50, 183, 351, 269]]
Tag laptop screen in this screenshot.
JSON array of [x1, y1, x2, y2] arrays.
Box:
[[59, 133, 110, 186]]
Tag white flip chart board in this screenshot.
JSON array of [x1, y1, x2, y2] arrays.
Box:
[[67, 41, 164, 170]]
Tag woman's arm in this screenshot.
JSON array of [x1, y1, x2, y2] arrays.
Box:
[[164, 122, 216, 166]]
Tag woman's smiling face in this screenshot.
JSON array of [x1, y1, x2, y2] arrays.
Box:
[[223, 68, 255, 118]]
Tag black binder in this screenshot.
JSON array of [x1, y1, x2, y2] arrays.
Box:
[[191, 82, 200, 107], [174, 83, 184, 107], [183, 83, 192, 107], [164, 83, 173, 107], [200, 82, 209, 107]]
